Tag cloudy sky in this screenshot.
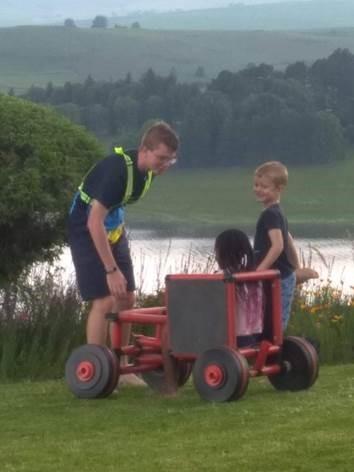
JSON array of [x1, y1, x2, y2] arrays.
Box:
[[113, 0, 313, 11]]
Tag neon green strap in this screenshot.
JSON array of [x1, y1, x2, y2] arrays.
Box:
[[77, 185, 89, 204], [114, 147, 152, 203], [114, 147, 134, 205], [78, 147, 152, 207], [140, 170, 152, 199]]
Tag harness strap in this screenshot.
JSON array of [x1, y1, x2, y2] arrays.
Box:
[[77, 147, 152, 206]]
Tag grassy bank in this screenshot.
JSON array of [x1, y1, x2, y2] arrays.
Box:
[[128, 157, 354, 238], [1, 364, 354, 472]]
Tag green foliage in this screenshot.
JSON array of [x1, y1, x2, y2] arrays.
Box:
[[0, 95, 104, 283], [64, 18, 77, 28], [131, 21, 141, 29], [0, 270, 164, 381], [91, 15, 108, 28], [288, 281, 354, 364], [20, 50, 353, 168], [0, 269, 86, 381]]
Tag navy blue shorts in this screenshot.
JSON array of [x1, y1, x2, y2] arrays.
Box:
[[69, 229, 136, 301]]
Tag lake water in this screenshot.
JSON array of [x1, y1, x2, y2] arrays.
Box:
[[57, 230, 354, 296]]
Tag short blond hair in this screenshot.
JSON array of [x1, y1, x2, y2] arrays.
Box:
[[254, 161, 288, 187], [140, 121, 179, 152]]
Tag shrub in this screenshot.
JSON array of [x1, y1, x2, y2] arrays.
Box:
[[0, 95, 104, 284], [288, 281, 354, 364]]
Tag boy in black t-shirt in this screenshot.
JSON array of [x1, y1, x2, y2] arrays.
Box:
[[68, 122, 179, 385], [253, 161, 317, 330]]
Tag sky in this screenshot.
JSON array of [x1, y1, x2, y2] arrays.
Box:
[[106, 0, 313, 11], [0, 1, 316, 26]]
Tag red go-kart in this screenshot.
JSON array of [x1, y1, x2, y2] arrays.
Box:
[[65, 270, 319, 402]]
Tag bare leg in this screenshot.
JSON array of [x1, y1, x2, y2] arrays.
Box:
[[111, 291, 135, 365], [114, 291, 146, 387], [160, 325, 178, 396], [87, 295, 115, 345]]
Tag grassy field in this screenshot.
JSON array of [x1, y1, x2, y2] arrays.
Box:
[[2, 25, 354, 92], [1, 364, 354, 471], [127, 157, 354, 237]]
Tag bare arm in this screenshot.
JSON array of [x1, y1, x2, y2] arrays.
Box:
[[286, 232, 300, 270], [87, 199, 127, 297], [286, 232, 319, 284], [256, 228, 284, 271]]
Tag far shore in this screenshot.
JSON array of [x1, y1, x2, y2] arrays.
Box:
[[126, 220, 354, 239]]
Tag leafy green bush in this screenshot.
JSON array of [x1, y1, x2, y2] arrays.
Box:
[[0, 94, 104, 284]]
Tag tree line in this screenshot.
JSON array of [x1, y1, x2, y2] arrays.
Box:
[[22, 48, 354, 167], [64, 15, 141, 29]]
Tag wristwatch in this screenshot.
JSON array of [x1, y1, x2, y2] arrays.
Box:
[[105, 266, 118, 274]]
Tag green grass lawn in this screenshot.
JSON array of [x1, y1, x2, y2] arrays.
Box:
[[128, 157, 354, 237], [1, 364, 354, 472]]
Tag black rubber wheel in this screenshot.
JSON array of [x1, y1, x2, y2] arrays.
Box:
[[268, 336, 319, 391], [98, 347, 120, 398], [65, 344, 114, 399], [193, 346, 249, 402], [141, 359, 193, 393]]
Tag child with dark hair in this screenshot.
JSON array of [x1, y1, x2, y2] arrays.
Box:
[[214, 229, 254, 274], [214, 228, 319, 346], [214, 229, 264, 347]]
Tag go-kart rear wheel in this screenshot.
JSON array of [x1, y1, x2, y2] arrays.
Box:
[[65, 344, 115, 399], [268, 336, 319, 391], [193, 346, 249, 402], [141, 358, 193, 393], [98, 347, 120, 398]]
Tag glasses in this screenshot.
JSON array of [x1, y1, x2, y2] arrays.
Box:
[[164, 157, 177, 166], [154, 153, 177, 166]]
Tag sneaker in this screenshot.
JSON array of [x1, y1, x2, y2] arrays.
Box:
[[118, 373, 146, 387]]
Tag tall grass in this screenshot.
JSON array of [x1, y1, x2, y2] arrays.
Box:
[[288, 280, 354, 364], [0, 267, 86, 381]]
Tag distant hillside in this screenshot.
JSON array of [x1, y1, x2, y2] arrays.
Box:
[[0, 0, 131, 27], [2, 1, 354, 31], [0, 1, 237, 27], [2, 25, 354, 93], [77, 0, 354, 31]]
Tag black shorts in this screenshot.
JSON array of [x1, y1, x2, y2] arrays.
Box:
[[69, 229, 136, 301]]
